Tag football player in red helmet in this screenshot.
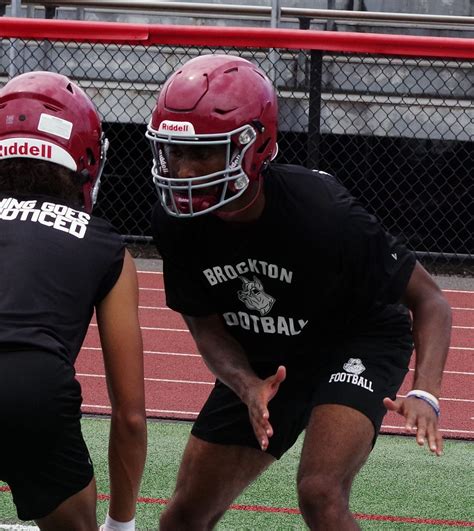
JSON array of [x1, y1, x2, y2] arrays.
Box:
[[0, 72, 146, 530], [149, 54, 451, 530], [146, 53, 278, 218], [0, 70, 108, 213]]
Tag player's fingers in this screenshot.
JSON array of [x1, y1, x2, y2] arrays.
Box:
[[415, 418, 427, 447], [435, 432, 444, 457], [252, 419, 270, 451], [250, 406, 272, 450], [275, 365, 286, 383], [266, 382, 283, 404], [249, 393, 269, 418], [265, 423, 274, 438], [404, 411, 417, 431], [258, 428, 269, 451], [256, 429, 269, 451], [268, 366, 286, 391], [251, 404, 268, 425], [427, 423, 443, 456], [255, 410, 271, 434], [260, 414, 274, 440], [383, 397, 400, 412]]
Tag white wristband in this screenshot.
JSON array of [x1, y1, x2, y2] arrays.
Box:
[[406, 390, 440, 417], [101, 513, 135, 531]]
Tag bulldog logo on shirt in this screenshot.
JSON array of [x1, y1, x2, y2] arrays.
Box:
[[237, 275, 275, 316]]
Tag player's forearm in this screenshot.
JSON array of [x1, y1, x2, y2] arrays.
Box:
[[198, 332, 261, 402], [108, 413, 147, 521], [411, 293, 452, 397], [184, 314, 261, 402]]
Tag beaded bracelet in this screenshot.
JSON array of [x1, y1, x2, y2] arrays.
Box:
[[406, 389, 440, 417]]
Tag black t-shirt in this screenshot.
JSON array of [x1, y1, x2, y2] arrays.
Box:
[[151, 164, 416, 363], [0, 193, 125, 364]]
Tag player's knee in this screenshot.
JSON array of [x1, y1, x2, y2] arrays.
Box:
[[111, 408, 146, 434], [297, 473, 347, 514], [160, 500, 219, 531]]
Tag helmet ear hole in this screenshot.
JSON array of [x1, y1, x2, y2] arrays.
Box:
[[86, 148, 96, 166], [251, 120, 264, 133]]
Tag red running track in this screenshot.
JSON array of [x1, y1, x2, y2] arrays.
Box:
[[77, 270, 474, 440]]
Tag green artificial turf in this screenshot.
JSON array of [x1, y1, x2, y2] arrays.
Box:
[[0, 417, 472, 530]]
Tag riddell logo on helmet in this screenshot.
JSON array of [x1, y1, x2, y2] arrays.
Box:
[[158, 120, 196, 135], [0, 137, 77, 170], [0, 139, 52, 159]]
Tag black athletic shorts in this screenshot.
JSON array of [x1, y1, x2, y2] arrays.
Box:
[[0, 350, 93, 521], [191, 331, 413, 459]]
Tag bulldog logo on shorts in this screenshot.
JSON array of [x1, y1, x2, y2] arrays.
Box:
[[328, 357, 374, 392], [343, 358, 366, 375]]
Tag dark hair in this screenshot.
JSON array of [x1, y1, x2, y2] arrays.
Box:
[[0, 159, 84, 206]]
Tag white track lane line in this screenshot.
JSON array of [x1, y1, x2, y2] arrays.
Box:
[[381, 425, 474, 436], [77, 373, 213, 385], [407, 368, 473, 376], [442, 289, 474, 294], [88, 323, 473, 332], [82, 404, 200, 416], [139, 287, 163, 291], [81, 346, 200, 357]]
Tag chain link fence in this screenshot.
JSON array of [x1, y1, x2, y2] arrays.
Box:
[[1, 37, 472, 268]]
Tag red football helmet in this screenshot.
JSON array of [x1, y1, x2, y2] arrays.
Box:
[[0, 71, 108, 213], [146, 54, 278, 217]]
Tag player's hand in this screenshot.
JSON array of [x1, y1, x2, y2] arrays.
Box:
[[383, 396, 443, 456], [246, 365, 286, 451]]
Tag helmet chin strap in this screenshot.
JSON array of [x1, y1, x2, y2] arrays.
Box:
[[214, 177, 263, 220]]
